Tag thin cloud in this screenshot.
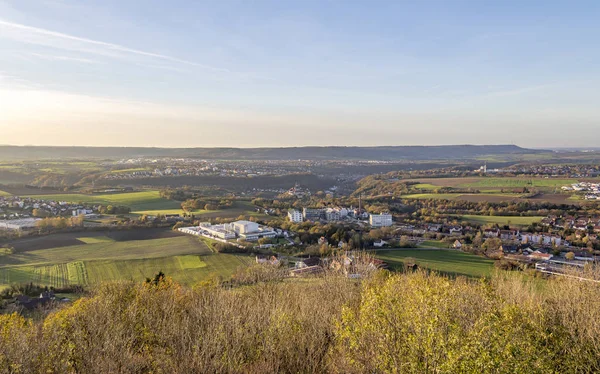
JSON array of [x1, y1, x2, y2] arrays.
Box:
[[0, 71, 43, 89], [28, 52, 99, 64], [0, 19, 229, 72]]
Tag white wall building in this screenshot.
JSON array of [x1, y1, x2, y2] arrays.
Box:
[[521, 233, 563, 247], [189, 220, 277, 242], [369, 213, 393, 227], [325, 208, 341, 221], [72, 209, 93, 216], [232, 220, 259, 235], [0, 218, 40, 231], [288, 210, 303, 223], [198, 222, 236, 239]]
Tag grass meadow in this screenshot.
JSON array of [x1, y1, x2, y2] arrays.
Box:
[[459, 214, 544, 226], [376, 249, 494, 278]]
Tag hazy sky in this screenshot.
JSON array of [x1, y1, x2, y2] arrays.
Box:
[[0, 0, 599, 148]]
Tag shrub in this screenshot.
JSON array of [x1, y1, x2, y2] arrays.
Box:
[[0, 269, 599, 372]]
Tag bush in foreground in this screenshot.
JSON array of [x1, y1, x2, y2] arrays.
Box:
[[0, 270, 599, 373]]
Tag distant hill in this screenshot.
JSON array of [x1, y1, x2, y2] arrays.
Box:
[[0, 145, 547, 161]]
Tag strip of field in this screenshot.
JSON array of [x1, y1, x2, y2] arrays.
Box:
[[401, 193, 463, 200], [459, 215, 544, 226], [77, 236, 115, 244], [411, 183, 439, 190], [376, 249, 494, 278], [418, 240, 452, 249], [0, 190, 10, 196]]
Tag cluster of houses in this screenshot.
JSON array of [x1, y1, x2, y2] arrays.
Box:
[[105, 158, 315, 181], [396, 223, 465, 236], [482, 228, 567, 247], [288, 253, 387, 277], [562, 182, 600, 200], [0, 196, 99, 230], [285, 184, 311, 198], [541, 215, 600, 234], [15, 291, 70, 311], [512, 165, 600, 178]]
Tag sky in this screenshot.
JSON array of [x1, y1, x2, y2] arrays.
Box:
[[0, 0, 599, 148]]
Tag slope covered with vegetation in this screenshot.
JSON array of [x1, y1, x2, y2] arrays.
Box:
[[1, 268, 599, 373]]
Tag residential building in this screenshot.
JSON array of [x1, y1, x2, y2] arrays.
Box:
[[324, 208, 341, 221], [303, 208, 323, 221], [287, 209, 303, 223], [369, 213, 393, 227], [0, 218, 40, 231]]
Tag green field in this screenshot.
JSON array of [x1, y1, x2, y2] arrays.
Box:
[[412, 183, 439, 190], [376, 249, 494, 278], [0, 190, 10, 197], [460, 215, 544, 226], [77, 236, 115, 244], [419, 240, 451, 249], [0, 235, 253, 288], [402, 193, 461, 200]]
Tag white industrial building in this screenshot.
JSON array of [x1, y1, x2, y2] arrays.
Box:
[[288, 209, 303, 223], [231, 220, 259, 235], [369, 213, 393, 227], [198, 222, 236, 239], [192, 220, 277, 242], [0, 218, 40, 231], [232, 220, 277, 241]]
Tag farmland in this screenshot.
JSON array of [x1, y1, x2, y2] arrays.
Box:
[[460, 177, 576, 189], [401, 193, 525, 202], [407, 177, 578, 189], [418, 240, 452, 249], [402, 179, 578, 204], [376, 249, 494, 278], [459, 215, 544, 226], [0, 231, 253, 289]]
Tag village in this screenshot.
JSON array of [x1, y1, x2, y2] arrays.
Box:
[[562, 182, 600, 200]]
